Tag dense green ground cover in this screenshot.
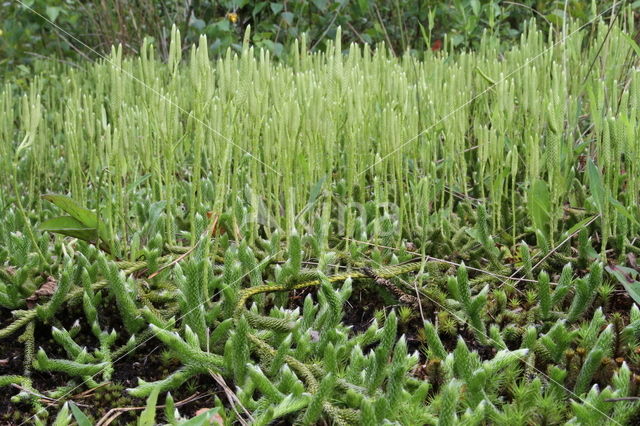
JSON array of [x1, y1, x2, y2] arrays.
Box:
[[3, 13, 640, 424]]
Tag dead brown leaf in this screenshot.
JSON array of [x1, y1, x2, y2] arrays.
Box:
[[26, 276, 57, 308]]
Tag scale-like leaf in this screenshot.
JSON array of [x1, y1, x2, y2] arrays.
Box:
[[138, 386, 160, 426]]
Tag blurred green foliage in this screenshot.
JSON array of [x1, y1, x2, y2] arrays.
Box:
[[0, 0, 635, 74]]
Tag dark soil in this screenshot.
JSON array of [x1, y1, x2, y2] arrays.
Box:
[[0, 305, 222, 425], [3, 251, 640, 424]]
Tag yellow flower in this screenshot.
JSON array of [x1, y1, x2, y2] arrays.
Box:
[[0, 29, 3, 37], [226, 12, 238, 24]]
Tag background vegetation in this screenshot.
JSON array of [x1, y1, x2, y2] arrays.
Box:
[[2, 0, 631, 73], [4, 0, 640, 424]]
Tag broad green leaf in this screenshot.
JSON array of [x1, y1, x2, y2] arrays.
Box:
[[69, 402, 92, 426], [45, 6, 61, 22], [148, 200, 167, 232], [528, 179, 550, 238], [42, 194, 110, 241], [312, 0, 328, 11], [307, 175, 327, 206], [561, 215, 596, 240], [620, 31, 640, 57], [42, 194, 97, 228], [252, 2, 269, 16], [585, 160, 638, 225], [465, 228, 479, 240], [126, 173, 152, 193], [609, 196, 639, 226], [281, 11, 294, 25], [606, 264, 640, 306], [270, 2, 284, 14], [40, 216, 97, 242], [470, 0, 481, 16], [586, 159, 606, 215]]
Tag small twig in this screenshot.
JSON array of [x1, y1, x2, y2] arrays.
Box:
[[343, 238, 556, 285], [95, 392, 205, 426], [502, 1, 552, 27], [148, 215, 219, 279], [581, 2, 623, 86], [142, 345, 161, 366], [11, 384, 55, 402], [361, 267, 421, 309], [373, 3, 396, 56], [345, 21, 367, 45], [605, 397, 640, 402], [97, 410, 123, 426], [272, 260, 349, 269], [71, 381, 111, 399], [436, 144, 480, 164], [310, 3, 344, 51], [507, 214, 601, 288], [24, 51, 80, 68], [412, 277, 426, 323], [444, 186, 482, 206], [209, 371, 253, 425], [148, 243, 197, 279]]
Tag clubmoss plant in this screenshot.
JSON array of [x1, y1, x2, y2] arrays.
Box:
[[3, 14, 640, 424]]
